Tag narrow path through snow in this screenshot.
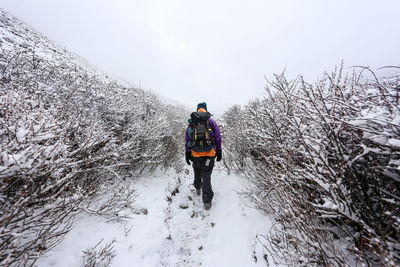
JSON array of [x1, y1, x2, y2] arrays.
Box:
[[37, 167, 274, 267]]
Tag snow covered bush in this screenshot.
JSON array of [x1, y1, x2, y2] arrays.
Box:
[[0, 10, 187, 266], [82, 239, 117, 267], [223, 65, 400, 266], [219, 104, 247, 173]]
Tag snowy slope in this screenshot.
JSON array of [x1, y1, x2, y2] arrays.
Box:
[[36, 168, 275, 267], [0, 9, 128, 87]]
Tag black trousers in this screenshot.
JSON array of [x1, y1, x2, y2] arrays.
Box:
[[192, 157, 215, 203]]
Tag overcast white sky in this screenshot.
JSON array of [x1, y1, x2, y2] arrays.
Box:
[[1, 0, 400, 114]]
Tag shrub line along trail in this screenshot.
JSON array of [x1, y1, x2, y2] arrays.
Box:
[[0, 10, 272, 266]]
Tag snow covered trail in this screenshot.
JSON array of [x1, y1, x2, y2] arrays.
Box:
[[37, 167, 274, 267]]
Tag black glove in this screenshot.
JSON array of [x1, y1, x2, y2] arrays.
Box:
[[216, 150, 222, 162], [185, 151, 192, 165]]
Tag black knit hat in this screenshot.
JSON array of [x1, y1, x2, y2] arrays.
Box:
[[196, 102, 207, 111]]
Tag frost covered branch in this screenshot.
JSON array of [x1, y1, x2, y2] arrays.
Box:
[[82, 239, 117, 267], [223, 65, 400, 266]]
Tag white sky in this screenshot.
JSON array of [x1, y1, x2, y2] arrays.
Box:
[[1, 0, 400, 114]]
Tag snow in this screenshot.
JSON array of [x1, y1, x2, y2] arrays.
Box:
[[36, 168, 274, 267], [16, 126, 28, 143], [388, 138, 400, 148]]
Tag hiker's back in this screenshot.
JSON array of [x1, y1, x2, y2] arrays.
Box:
[[189, 111, 214, 153]]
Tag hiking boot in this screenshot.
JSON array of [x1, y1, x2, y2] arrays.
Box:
[[204, 202, 212, 210], [196, 189, 201, 196]]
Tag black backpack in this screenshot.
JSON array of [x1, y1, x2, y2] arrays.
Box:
[[189, 112, 214, 152]]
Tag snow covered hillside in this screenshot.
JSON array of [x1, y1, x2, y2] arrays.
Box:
[[0, 9, 188, 266], [37, 168, 274, 267], [0, 9, 112, 84]]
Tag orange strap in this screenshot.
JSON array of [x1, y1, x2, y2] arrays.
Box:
[[191, 149, 215, 158]]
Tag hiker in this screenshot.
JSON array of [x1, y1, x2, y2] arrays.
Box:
[[185, 102, 222, 210]]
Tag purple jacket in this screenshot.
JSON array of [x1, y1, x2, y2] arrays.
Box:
[[185, 117, 222, 152]]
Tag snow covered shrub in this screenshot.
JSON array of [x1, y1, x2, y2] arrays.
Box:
[[223, 66, 400, 266], [0, 48, 124, 266], [82, 239, 117, 267], [105, 89, 187, 175], [0, 10, 187, 266], [220, 104, 248, 173]]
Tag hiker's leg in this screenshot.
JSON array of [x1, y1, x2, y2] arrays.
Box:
[[192, 157, 202, 190], [193, 167, 202, 190], [201, 157, 215, 203]]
